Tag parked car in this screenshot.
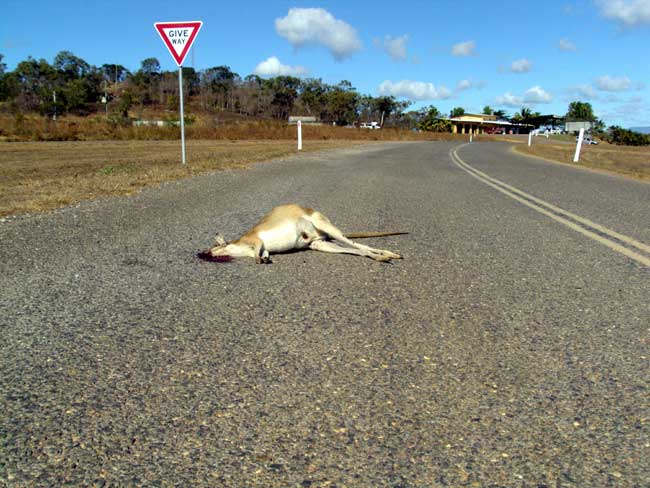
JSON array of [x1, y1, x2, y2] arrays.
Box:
[[577, 135, 599, 145], [360, 122, 381, 129]]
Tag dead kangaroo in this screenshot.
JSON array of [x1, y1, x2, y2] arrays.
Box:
[[197, 204, 406, 264]]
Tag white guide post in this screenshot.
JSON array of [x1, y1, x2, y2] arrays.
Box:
[[297, 120, 302, 151], [528, 131, 532, 147], [574, 128, 585, 162]]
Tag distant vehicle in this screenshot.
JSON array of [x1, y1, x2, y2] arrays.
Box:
[[577, 135, 599, 145], [360, 121, 381, 129], [486, 127, 504, 134]]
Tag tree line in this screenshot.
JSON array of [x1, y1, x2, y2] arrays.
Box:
[[0, 51, 418, 127], [3, 51, 640, 143]]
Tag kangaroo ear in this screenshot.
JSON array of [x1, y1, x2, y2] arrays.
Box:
[[213, 233, 226, 247]]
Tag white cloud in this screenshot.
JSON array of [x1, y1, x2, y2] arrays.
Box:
[[275, 8, 362, 60], [524, 86, 553, 103], [452, 40, 475, 56], [375, 35, 409, 62], [596, 75, 632, 91], [605, 94, 623, 103], [600, 97, 648, 125], [595, 0, 650, 27], [378, 80, 452, 101], [496, 86, 552, 106], [567, 84, 600, 100], [253, 56, 308, 77], [558, 38, 577, 51], [457, 79, 472, 91], [456, 79, 486, 91], [510, 58, 532, 73], [496, 92, 524, 107]]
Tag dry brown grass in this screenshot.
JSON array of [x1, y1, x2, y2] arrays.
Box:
[[0, 113, 453, 142], [24, 113, 648, 218], [514, 140, 650, 181], [0, 113, 477, 217], [0, 139, 380, 217]]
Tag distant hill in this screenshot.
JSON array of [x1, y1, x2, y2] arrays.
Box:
[[629, 127, 650, 134]]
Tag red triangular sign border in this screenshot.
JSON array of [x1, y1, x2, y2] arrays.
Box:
[[154, 21, 203, 66]]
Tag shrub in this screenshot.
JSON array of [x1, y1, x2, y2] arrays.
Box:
[[604, 126, 650, 146], [418, 115, 452, 132]]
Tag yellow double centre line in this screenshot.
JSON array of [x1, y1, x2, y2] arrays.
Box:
[[450, 145, 650, 268]]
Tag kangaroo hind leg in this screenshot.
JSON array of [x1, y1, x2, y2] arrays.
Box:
[[309, 212, 402, 260], [309, 239, 392, 262]]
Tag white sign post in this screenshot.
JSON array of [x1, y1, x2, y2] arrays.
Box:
[[154, 21, 203, 165], [574, 128, 585, 162], [297, 120, 303, 151]]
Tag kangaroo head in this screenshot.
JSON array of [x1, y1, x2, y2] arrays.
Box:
[[197, 233, 235, 262]]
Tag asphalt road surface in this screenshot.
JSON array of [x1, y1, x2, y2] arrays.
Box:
[[1, 141, 648, 487]]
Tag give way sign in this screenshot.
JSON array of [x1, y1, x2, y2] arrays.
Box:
[[154, 21, 203, 66]]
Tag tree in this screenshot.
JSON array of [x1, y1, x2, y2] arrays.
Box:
[[421, 105, 441, 118], [566, 101, 596, 121], [326, 83, 358, 125], [418, 106, 452, 132], [0, 71, 19, 105], [48, 51, 105, 114], [450, 107, 465, 117], [512, 106, 533, 123], [493, 109, 508, 120], [267, 76, 301, 119], [117, 89, 134, 118], [0, 54, 16, 103], [100, 64, 129, 83], [520, 107, 532, 120], [372, 95, 399, 125], [53, 51, 90, 80], [9, 57, 57, 112], [202, 65, 239, 110], [592, 119, 606, 134], [482, 105, 493, 115], [129, 58, 162, 106], [337, 80, 354, 91], [140, 58, 161, 78], [181, 67, 200, 96], [60, 73, 102, 114], [237, 74, 267, 116], [298, 78, 328, 117]]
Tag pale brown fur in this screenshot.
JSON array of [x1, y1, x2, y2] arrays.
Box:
[[198, 204, 404, 264]]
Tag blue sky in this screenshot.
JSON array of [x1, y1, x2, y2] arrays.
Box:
[[3, 0, 649, 127]]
